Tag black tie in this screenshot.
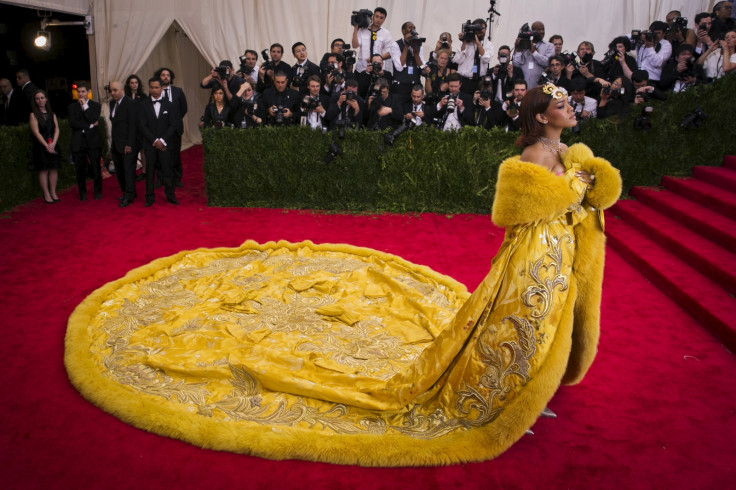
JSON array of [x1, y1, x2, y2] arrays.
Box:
[[164, 88, 169, 100]]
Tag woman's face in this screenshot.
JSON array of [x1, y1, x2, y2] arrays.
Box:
[[213, 89, 224, 101], [437, 52, 449, 68], [129, 78, 139, 91], [242, 83, 254, 98], [34, 92, 47, 108], [725, 31, 736, 48], [542, 95, 576, 129], [611, 77, 623, 90]]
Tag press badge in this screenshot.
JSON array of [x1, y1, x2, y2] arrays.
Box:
[[528, 62, 535, 70], [408, 66, 414, 75], [472, 65, 478, 74]]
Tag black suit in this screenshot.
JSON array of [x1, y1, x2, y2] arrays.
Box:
[[434, 92, 475, 129], [161, 85, 187, 184], [68, 99, 103, 198], [289, 60, 321, 95], [365, 93, 403, 130], [401, 101, 435, 128], [257, 87, 300, 125], [138, 97, 181, 203], [325, 91, 364, 131], [1, 89, 28, 126], [110, 95, 139, 201]]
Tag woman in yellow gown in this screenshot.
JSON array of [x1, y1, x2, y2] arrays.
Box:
[[65, 83, 621, 466]]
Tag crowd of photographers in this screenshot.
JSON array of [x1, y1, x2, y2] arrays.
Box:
[[196, 2, 735, 139]]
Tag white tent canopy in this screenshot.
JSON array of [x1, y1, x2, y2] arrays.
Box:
[[9, 0, 717, 145]]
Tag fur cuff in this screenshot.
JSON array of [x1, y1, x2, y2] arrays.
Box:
[[581, 157, 622, 211]]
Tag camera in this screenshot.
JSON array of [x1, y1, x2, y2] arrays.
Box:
[[698, 22, 708, 31], [344, 89, 357, 101], [678, 57, 696, 80], [302, 96, 319, 111], [238, 56, 256, 79], [440, 34, 450, 49], [601, 48, 619, 67], [323, 140, 344, 163], [680, 107, 706, 128], [634, 106, 653, 130], [384, 118, 416, 146], [214, 63, 231, 79], [343, 43, 357, 67], [242, 98, 256, 116], [518, 23, 534, 50], [667, 17, 688, 35], [602, 85, 624, 97], [261, 49, 275, 71], [371, 61, 383, 74], [351, 9, 373, 29], [571, 104, 584, 133], [479, 75, 493, 101], [537, 72, 550, 86], [504, 92, 521, 117], [273, 104, 287, 124], [408, 29, 426, 46], [331, 69, 345, 85], [445, 93, 458, 112], [461, 20, 483, 43], [636, 89, 652, 102]]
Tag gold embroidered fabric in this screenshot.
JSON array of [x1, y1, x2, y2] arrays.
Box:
[[65, 166, 591, 465]]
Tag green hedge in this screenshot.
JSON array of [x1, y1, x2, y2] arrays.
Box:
[[204, 74, 735, 214], [0, 118, 108, 213]]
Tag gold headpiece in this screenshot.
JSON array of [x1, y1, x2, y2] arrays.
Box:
[[542, 83, 567, 100]]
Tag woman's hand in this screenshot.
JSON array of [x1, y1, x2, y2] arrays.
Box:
[[576, 170, 595, 186]]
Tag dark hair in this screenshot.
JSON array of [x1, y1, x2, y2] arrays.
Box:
[[401, 21, 413, 32], [447, 73, 462, 83], [676, 43, 695, 56], [610, 36, 632, 52], [331, 38, 345, 49], [694, 12, 712, 24], [16, 68, 30, 78], [578, 41, 596, 55], [291, 42, 305, 54], [472, 18, 487, 27], [549, 54, 566, 66], [148, 76, 163, 86], [499, 45, 511, 52], [306, 74, 321, 85], [650, 21, 668, 32], [631, 69, 649, 83], [570, 78, 587, 92], [244, 49, 258, 59], [211, 85, 225, 96], [125, 74, 146, 98], [154, 67, 175, 81], [515, 86, 552, 147], [374, 7, 387, 17], [549, 34, 563, 43], [374, 77, 390, 91], [714, 1, 730, 14], [328, 53, 345, 64], [31, 89, 54, 121], [667, 10, 682, 17], [346, 78, 359, 89], [219, 60, 233, 69], [76, 81, 90, 92], [512, 78, 528, 88], [411, 84, 424, 93], [270, 43, 284, 53], [273, 71, 288, 80]]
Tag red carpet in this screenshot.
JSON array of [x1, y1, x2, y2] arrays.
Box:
[[1, 147, 735, 489]]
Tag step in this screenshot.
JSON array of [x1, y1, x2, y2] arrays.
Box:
[[611, 201, 736, 295], [693, 166, 736, 194], [629, 186, 736, 253], [661, 176, 736, 220], [722, 155, 736, 170], [605, 216, 736, 353]]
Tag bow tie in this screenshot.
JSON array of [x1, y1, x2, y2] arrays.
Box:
[[152, 99, 161, 104]]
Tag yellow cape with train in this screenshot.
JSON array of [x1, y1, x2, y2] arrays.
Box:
[[65, 144, 621, 466]]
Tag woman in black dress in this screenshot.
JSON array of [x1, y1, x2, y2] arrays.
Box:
[[125, 75, 147, 180], [201, 86, 231, 128], [29, 89, 60, 204]]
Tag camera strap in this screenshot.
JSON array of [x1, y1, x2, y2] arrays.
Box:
[[473, 46, 481, 78], [370, 30, 377, 55]]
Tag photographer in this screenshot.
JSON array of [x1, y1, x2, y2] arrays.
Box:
[[698, 28, 736, 79], [237, 50, 260, 85], [568, 41, 606, 97], [325, 78, 364, 131], [665, 11, 697, 51], [635, 21, 673, 88], [453, 18, 493, 95], [549, 34, 564, 55], [352, 7, 392, 73], [298, 75, 328, 130], [389, 21, 429, 103], [597, 76, 633, 121], [490, 78, 526, 131], [289, 42, 321, 95], [425, 48, 456, 96], [568, 78, 597, 121], [601, 37, 638, 88], [229, 80, 262, 128], [490, 45, 524, 103], [322, 53, 357, 98], [256, 71, 299, 126], [435, 73, 473, 131], [709, 1, 735, 42], [365, 77, 402, 130], [659, 44, 706, 92], [512, 21, 555, 88], [200, 60, 244, 99], [630, 70, 666, 105], [694, 13, 715, 56], [430, 33, 458, 70], [257, 43, 291, 92], [471, 76, 495, 128], [358, 53, 392, 99], [402, 84, 434, 126], [543, 55, 572, 91], [319, 39, 346, 74], [200, 86, 231, 129]]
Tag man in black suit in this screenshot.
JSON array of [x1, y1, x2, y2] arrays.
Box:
[[257, 43, 291, 93], [325, 78, 364, 131], [108, 81, 139, 207], [0, 78, 28, 126], [155, 67, 187, 188], [289, 42, 321, 95], [68, 82, 103, 200], [434, 73, 474, 130], [489, 45, 525, 104], [401, 84, 435, 127], [257, 72, 300, 125], [138, 76, 181, 207], [365, 77, 403, 130], [14, 69, 37, 121]]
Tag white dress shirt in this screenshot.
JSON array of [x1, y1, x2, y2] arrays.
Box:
[[355, 27, 392, 72], [453, 39, 494, 78], [389, 42, 426, 73], [636, 40, 672, 81]]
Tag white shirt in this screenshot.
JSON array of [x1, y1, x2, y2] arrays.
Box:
[[512, 41, 555, 87], [453, 39, 494, 78], [389, 42, 426, 73], [636, 40, 672, 81], [355, 27, 392, 72], [568, 95, 597, 119]]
